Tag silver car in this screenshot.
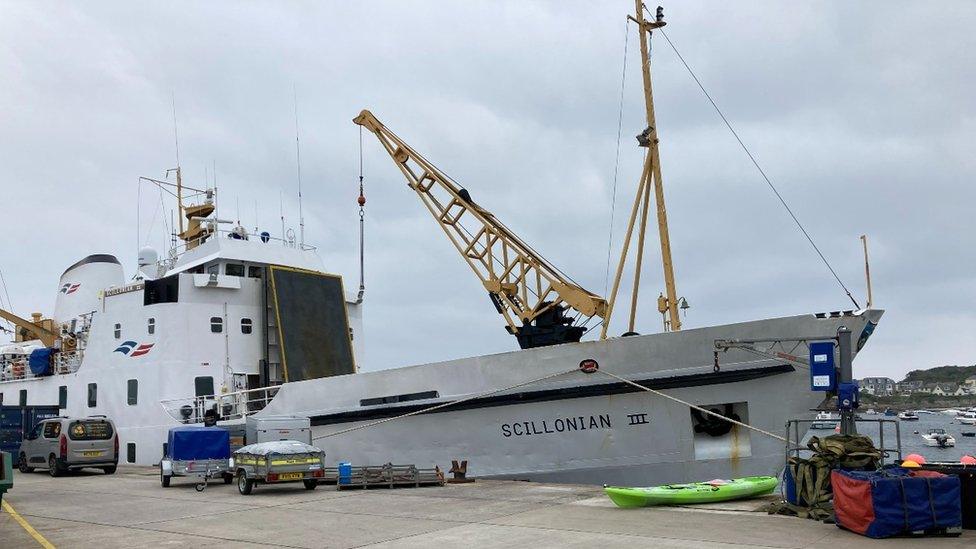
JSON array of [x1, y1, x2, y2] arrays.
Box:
[[19, 416, 118, 477]]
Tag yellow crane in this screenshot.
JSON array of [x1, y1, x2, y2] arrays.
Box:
[[355, 110, 608, 349], [356, 2, 686, 347], [0, 308, 59, 347]]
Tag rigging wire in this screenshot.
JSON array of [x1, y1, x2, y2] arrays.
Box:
[[603, 17, 631, 298], [657, 27, 861, 309], [0, 267, 14, 329]]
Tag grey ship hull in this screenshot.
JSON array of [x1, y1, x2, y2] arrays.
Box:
[[260, 309, 882, 485]]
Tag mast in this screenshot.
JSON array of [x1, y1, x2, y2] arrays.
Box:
[[601, 3, 683, 338], [637, 3, 681, 331], [176, 167, 184, 235]]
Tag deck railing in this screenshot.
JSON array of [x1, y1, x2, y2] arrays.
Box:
[[0, 350, 83, 383], [159, 384, 281, 424]]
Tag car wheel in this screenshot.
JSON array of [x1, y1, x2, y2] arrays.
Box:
[[237, 472, 253, 495], [18, 454, 33, 473], [303, 479, 318, 490], [48, 456, 62, 478], [161, 470, 171, 487], [103, 465, 117, 475]]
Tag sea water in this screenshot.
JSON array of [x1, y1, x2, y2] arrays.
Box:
[[802, 412, 976, 462]]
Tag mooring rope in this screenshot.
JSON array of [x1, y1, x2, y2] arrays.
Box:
[[595, 368, 792, 444], [311, 361, 795, 447], [312, 367, 580, 441]]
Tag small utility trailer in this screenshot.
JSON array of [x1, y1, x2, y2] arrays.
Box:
[[160, 425, 232, 491], [232, 440, 326, 495]]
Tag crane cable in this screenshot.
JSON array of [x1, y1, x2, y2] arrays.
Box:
[[655, 24, 860, 310], [357, 125, 366, 302]]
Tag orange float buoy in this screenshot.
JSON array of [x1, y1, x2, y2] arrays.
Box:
[[904, 453, 927, 465]]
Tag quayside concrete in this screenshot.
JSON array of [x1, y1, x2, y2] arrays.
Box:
[[1, 466, 973, 548]]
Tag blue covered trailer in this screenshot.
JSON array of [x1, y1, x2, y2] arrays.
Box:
[[160, 426, 232, 489]]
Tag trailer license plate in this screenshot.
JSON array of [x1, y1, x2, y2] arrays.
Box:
[[278, 472, 304, 481], [82, 451, 102, 457]]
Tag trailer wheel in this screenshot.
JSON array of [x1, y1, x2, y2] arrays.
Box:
[[223, 473, 233, 484], [160, 469, 171, 487], [237, 471, 253, 495], [303, 479, 318, 490]]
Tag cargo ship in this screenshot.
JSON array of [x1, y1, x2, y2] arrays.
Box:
[[0, 3, 882, 485]]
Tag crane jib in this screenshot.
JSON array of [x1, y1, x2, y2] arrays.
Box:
[[354, 109, 608, 349]]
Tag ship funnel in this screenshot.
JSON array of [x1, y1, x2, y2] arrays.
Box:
[[54, 254, 124, 324]]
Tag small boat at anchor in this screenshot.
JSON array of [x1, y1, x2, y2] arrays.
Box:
[[957, 412, 976, 426], [810, 411, 838, 430], [604, 476, 778, 508], [921, 428, 955, 448], [898, 410, 920, 421]]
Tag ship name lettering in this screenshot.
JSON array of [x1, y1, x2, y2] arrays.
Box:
[[501, 414, 611, 438], [627, 413, 649, 426]]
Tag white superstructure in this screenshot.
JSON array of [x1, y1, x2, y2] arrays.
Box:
[[1, 233, 363, 466]]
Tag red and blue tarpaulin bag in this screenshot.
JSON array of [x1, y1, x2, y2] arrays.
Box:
[[832, 467, 961, 538]]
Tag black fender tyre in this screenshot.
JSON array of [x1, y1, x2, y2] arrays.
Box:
[[303, 479, 317, 490], [103, 465, 117, 475], [48, 455, 62, 478], [160, 469, 171, 487], [223, 473, 233, 484], [237, 471, 253, 495], [18, 453, 33, 473]]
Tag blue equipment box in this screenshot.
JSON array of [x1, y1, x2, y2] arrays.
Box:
[[809, 341, 836, 392]]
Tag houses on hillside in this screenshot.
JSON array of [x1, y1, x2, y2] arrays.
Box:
[[856, 371, 976, 398]]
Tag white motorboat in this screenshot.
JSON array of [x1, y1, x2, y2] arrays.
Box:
[[957, 412, 976, 426], [897, 411, 920, 421], [810, 411, 838, 430], [921, 428, 955, 448]]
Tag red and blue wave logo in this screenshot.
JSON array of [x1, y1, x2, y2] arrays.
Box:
[[114, 341, 154, 357], [60, 283, 81, 295]]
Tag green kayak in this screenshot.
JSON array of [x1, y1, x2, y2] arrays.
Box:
[[604, 476, 778, 508]]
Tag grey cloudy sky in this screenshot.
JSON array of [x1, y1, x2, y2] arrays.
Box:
[[1, 1, 973, 380]]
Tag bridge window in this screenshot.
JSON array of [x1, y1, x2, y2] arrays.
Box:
[[58, 386, 67, 408], [247, 266, 262, 278], [127, 379, 138, 405], [194, 376, 214, 398], [226, 263, 245, 277], [19, 389, 26, 407], [126, 442, 136, 463], [87, 383, 97, 408], [114, 323, 121, 339], [210, 317, 223, 333], [147, 318, 155, 335], [241, 318, 252, 334]]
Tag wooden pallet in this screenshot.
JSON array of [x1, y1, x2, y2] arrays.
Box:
[[321, 464, 444, 490]]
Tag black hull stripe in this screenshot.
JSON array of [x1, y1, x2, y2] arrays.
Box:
[[309, 363, 794, 427]]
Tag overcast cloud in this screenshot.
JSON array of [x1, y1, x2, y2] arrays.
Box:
[[1, 1, 973, 380]]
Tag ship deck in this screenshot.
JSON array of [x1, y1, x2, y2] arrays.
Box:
[[2, 466, 971, 548]]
